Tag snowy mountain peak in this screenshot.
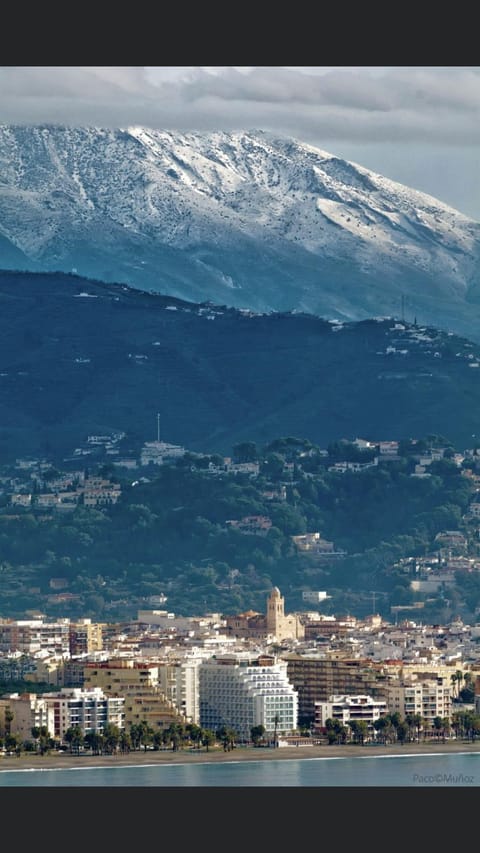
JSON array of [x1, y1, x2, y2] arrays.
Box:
[[0, 124, 479, 339]]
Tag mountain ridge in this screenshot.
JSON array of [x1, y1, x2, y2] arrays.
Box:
[[1, 269, 480, 464], [0, 125, 479, 340]]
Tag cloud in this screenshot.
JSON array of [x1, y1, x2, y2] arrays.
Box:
[[0, 66, 479, 147], [1, 66, 480, 220]]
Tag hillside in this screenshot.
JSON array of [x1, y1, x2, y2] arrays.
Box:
[[1, 433, 479, 623], [1, 271, 480, 463]]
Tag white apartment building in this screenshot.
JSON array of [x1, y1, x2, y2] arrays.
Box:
[[314, 694, 388, 732], [386, 676, 452, 723], [156, 657, 202, 724], [42, 687, 125, 738], [199, 653, 298, 740]]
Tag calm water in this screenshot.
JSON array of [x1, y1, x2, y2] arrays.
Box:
[[0, 752, 479, 786]]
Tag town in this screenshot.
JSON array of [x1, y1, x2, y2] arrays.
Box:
[[0, 584, 479, 756], [2, 424, 480, 756]]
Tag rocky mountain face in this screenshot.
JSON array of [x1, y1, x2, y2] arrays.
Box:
[[1, 270, 480, 463], [0, 125, 480, 340]]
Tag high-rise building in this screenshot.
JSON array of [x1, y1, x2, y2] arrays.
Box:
[[199, 652, 298, 740], [156, 658, 202, 724], [282, 652, 389, 726]]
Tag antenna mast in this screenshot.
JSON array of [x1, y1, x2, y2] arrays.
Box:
[[157, 413, 161, 443]]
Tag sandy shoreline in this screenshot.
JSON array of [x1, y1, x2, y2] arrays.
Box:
[[1, 739, 480, 772]]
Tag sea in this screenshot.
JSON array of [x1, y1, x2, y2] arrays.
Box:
[[0, 751, 479, 787]]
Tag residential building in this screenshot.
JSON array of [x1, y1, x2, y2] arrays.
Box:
[[83, 658, 186, 732], [156, 657, 202, 724], [0, 692, 55, 741], [69, 619, 103, 656], [42, 687, 125, 738], [283, 653, 389, 726], [199, 652, 298, 740], [386, 675, 452, 723], [0, 619, 71, 655], [123, 692, 186, 733], [313, 694, 388, 732], [83, 659, 160, 694]]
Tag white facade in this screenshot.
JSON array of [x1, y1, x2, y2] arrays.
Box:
[[43, 687, 125, 738], [157, 658, 202, 724], [314, 695, 387, 730], [302, 591, 329, 604], [199, 653, 298, 740]]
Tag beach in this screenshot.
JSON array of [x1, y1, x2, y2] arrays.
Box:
[[2, 739, 479, 772]]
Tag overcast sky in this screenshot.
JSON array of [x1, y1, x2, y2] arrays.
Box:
[[1, 66, 479, 220]]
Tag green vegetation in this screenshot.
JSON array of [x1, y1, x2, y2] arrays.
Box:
[[2, 271, 480, 463], [0, 721, 228, 758], [0, 433, 479, 623]]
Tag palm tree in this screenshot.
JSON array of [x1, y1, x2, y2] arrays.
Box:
[[152, 730, 164, 751], [413, 714, 424, 743], [129, 723, 142, 751], [5, 732, 22, 755], [163, 723, 185, 752], [441, 717, 451, 742], [348, 720, 368, 744], [325, 718, 348, 744], [102, 723, 121, 755], [186, 723, 203, 750], [201, 729, 215, 752], [454, 669, 464, 698], [216, 725, 237, 752], [251, 724, 266, 747], [32, 725, 51, 755], [138, 720, 155, 752], [31, 725, 41, 753], [84, 730, 103, 755], [64, 725, 84, 755], [405, 713, 422, 743], [119, 731, 131, 754], [4, 709, 14, 737], [273, 714, 280, 748], [433, 716, 444, 740], [460, 672, 475, 702]]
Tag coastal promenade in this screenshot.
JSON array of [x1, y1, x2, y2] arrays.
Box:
[[2, 739, 480, 772]]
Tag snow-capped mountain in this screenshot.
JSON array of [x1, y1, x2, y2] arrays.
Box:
[[1, 124, 480, 339]]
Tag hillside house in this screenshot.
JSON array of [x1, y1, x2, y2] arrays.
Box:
[[226, 515, 272, 535]]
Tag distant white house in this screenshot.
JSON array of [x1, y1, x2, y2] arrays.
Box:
[[140, 441, 186, 466], [302, 591, 330, 604]]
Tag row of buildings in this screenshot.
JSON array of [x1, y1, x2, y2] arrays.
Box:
[[1, 588, 479, 747]]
